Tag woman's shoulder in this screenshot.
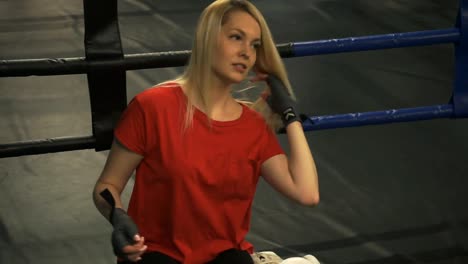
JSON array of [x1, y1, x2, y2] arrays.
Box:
[[240, 103, 269, 127], [133, 81, 182, 105]]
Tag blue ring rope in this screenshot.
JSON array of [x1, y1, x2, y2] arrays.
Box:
[[302, 104, 454, 131], [0, 29, 461, 77], [292, 28, 460, 57]]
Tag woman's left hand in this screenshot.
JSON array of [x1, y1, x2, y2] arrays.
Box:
[[249, 70, 268, 83]]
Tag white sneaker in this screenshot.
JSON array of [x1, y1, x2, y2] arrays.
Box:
[[251, 251, 284, 264], [251, 251, 320, 264], [303, 255, 320, 264], [280, 255, 320, 264]]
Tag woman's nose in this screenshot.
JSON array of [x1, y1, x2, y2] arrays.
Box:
[[240, 44, 251, 59]]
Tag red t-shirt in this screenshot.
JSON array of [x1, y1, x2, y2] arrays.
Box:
[[114, 83, 284, 263]]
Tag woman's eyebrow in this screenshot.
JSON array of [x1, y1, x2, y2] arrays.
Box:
[[231, 28, 261, 42]]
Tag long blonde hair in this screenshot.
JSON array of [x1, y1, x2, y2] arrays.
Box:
[[174, 0, 295, 131]]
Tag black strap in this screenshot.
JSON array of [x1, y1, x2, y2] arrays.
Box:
[[83, 0, 127, 151], [100, 188, 116, 224]]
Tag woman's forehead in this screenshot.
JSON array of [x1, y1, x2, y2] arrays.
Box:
[[222, 10, 261, 37]]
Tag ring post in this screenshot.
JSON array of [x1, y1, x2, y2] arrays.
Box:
[[83, 0, 127, 151]]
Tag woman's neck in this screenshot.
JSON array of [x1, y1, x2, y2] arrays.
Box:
[[181, 81, 242, 121]]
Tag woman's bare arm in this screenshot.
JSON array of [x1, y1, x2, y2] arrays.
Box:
[[93, 140, 144, 221], [261, 121, 319, 206]]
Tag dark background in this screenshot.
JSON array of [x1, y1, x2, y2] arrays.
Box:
[[1, 0, 467, 263]]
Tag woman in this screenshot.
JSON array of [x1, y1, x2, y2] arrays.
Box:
[[93, 0, 319, 263]]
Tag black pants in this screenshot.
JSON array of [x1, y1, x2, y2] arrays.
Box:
[[119, 248, 254, 264]]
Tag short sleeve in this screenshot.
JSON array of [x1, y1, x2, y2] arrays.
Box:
[[114, 97, 147, 155], [259, 125, 285, 165]]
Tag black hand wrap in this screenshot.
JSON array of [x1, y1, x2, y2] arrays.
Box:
[[100, 189, 139, 258], [266, 75, 301, 127], [111, 208, 139, 257]]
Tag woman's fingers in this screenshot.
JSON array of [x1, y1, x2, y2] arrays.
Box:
[[249, 71, 268, 83], [260, 90, 270, 100], [121, 236, 147, 262], [123, 245, 147, 262], [248, 70, 271, 101]]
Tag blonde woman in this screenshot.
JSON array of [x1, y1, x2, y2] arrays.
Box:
[[93, 0, 319, 263]]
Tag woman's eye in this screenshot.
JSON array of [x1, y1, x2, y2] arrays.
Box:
[[230, 34, 241, 40]]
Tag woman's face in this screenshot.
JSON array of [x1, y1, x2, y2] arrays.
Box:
[[212, 9, 261, 87]]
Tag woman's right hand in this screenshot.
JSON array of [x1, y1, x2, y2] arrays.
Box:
[[111, 208, 147, 262]]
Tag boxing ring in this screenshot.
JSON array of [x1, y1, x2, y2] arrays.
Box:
[[1, 0, 467, 263], [1, 0, 467, 158]]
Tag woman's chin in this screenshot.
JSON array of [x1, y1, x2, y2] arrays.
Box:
[[230, 73, 248, 84]]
